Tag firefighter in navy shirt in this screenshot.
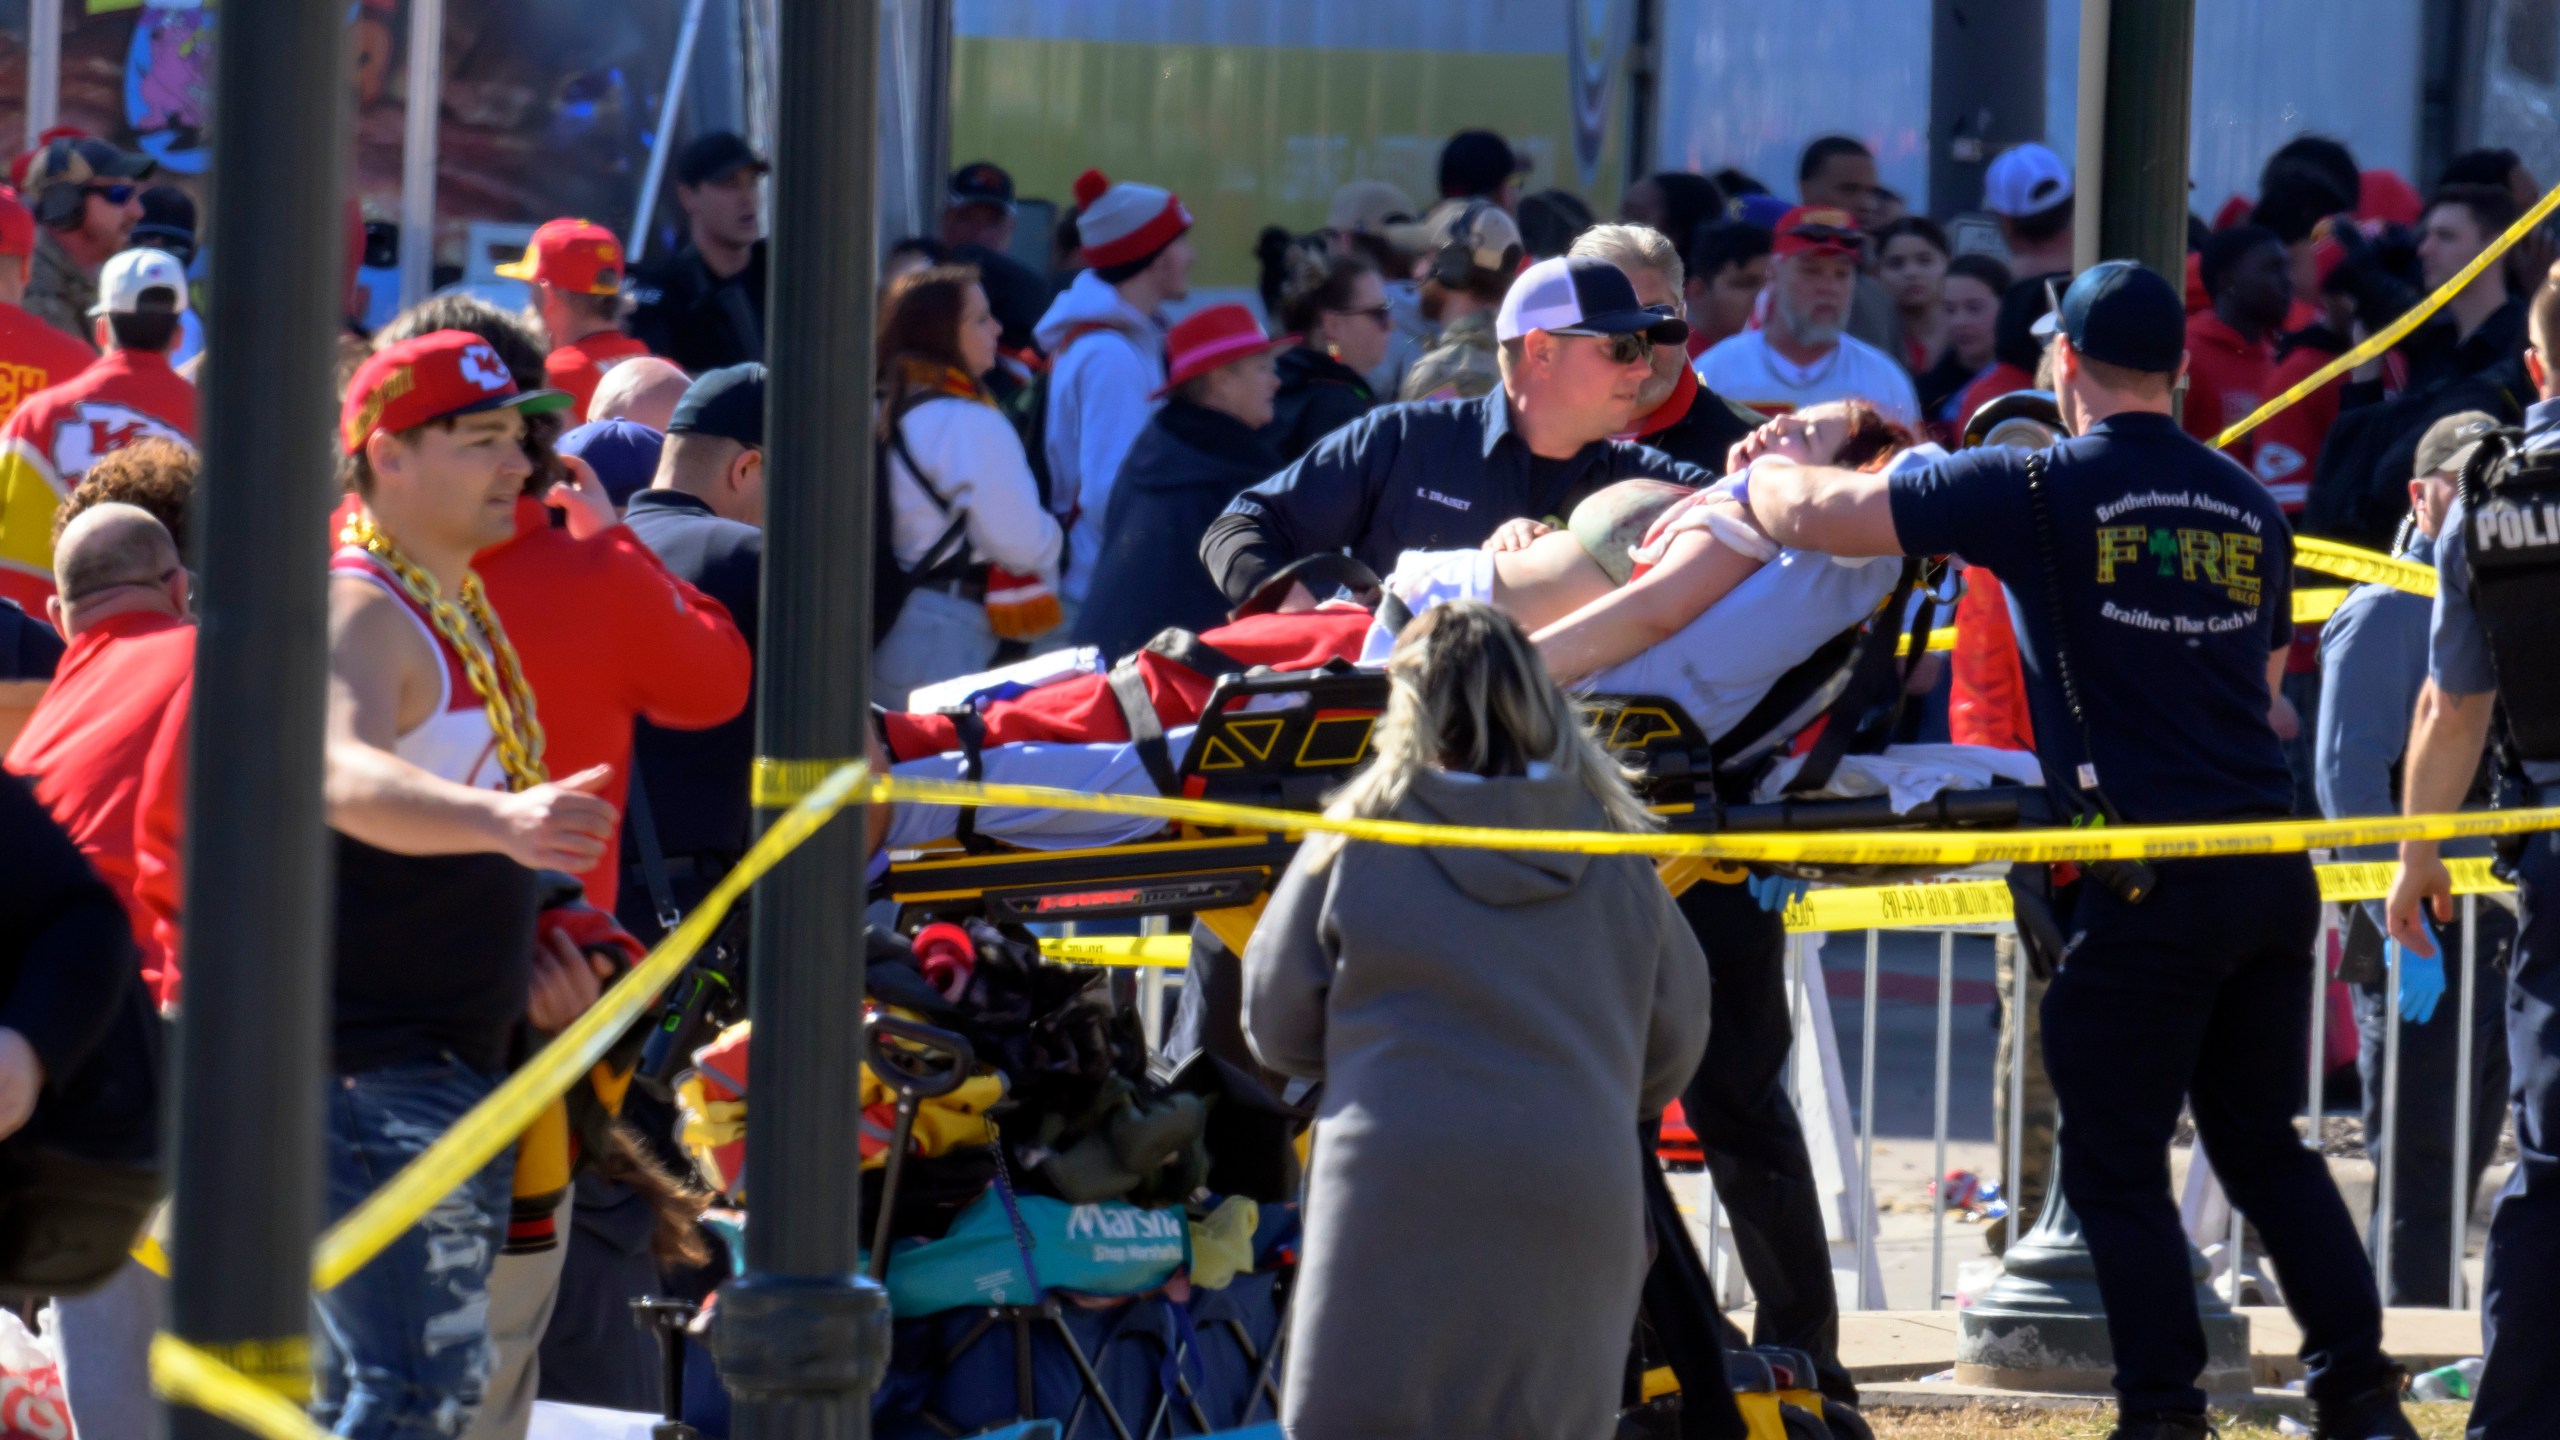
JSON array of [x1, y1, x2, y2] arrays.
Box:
[[2386, 269, 2560, 1440], [1712, 262, 2416, 1440]]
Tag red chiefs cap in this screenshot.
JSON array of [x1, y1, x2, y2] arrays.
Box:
[[495, 218, 625, 296], [1772, 205, 1863, 259], [1155, 304, 1290, 397], [0, 187, 34, 258], [341, 329, 570, 455]]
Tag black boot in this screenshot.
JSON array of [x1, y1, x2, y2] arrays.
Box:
[[2312, 1377, 2421, 1440]]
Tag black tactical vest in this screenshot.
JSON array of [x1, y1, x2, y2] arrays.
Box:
[[2459, 439, 2560, 761]]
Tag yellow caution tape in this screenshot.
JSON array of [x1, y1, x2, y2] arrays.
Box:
[[2318, 855, 2508, 903], [2294, 537, 2438, 598], [310, 759, 869, 1291], [1036, 858, 2518, 965], [151, 1333, 333, 1440], [2295, 587, 2348, 624], [2216, 178, 2560, 452], [1040, 936, 1197, 967], [783, 760, 2560, 866]]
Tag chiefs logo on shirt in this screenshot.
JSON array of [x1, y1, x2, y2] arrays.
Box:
[[46, 401, 188, 476]]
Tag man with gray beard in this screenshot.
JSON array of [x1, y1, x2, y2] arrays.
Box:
[[1694, 204, 1919, 429]]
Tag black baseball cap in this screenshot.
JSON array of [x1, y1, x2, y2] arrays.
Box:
[[949, 161, 1015, 213], [667, 363, 767, 447], [675, 131, 769, 189], [1439, 129, 1526, 199], [2033, 260, 2185, 373]]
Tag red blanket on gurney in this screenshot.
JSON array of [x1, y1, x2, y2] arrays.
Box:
[[882, 610, 1373, 760]]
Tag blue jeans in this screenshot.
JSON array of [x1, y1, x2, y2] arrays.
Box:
[[312, 1059, 515, 1440], [874, 585, 996, 709]]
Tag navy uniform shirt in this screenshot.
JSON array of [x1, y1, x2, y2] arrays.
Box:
[[623, 489, 763, 863], [1199, 389, 1710, 604], [1888, 410, 2296, 823], [2431, 395, 2560, 786]]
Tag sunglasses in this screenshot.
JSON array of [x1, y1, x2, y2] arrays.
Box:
[[85, 184, 136, 206], [1329, 302, 1394, 327], [1554, 328, 1657, 364]]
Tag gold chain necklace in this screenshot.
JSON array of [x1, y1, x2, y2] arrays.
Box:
[[339, 514, 548, 792]]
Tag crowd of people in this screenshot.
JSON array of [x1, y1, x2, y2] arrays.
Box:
[[0, 99, 2548, 1440]]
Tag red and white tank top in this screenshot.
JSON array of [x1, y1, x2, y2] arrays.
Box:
[[331, 546, 508, 791]]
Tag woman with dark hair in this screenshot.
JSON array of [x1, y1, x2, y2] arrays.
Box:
[[1244, 599, 1710, 1440], [1877, 216, 1953, 372], [1929, 252, 2012, 439], [872, 263, 1062, 704], [1265, 244, 1387, 461]]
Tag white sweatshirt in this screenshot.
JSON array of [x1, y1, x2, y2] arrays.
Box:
[[1694, 328, 1920, 431], [885, 395, 1063, 579], [1032, 270, 1165, 605]]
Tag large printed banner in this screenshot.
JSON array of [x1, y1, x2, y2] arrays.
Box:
[[951, 1, 1634, 289]]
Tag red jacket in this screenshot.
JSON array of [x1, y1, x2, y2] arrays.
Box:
[[464, 498, 754, 909], [3, 610, 194, 1001], [882, 609, 1374, 759], [2249, 337, 2348, 517], [0, 302, 101, 430], [0, 348, 197, 612], [2182, 309, 2274, 471], [1949, 569, 2034, 754]]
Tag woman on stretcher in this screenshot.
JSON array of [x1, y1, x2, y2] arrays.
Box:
[[876, 401, 2039, 851]]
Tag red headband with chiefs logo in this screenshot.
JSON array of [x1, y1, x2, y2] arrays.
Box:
[[340, 329, 570, 455]]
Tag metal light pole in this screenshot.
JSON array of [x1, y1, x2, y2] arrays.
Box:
[[164, 0, 350, 1433], [706, 0, 889, 1433], [2073, 0, 2194, 280]]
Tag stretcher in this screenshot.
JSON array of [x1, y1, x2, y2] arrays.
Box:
[[880, 565, 2052, 942]]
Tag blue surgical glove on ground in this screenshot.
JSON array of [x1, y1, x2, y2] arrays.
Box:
[[1747, 873, 1809, 914], [2393, 914, 2446, 1025]]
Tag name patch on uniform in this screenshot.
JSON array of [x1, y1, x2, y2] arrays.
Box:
[[1416, 488, 1473, 512]]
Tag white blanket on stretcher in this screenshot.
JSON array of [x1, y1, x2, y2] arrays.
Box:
[[1752, 743, 2047, 813]]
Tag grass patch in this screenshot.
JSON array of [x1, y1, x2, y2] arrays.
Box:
[[1864, 1401, 2471, 1438]]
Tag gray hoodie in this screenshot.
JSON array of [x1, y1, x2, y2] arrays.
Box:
[[1245, 767, 1710, 1439]]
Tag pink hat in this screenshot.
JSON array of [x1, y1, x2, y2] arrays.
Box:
[[1074, 168, 1193, 269], [1155, 304, 1290, 396]]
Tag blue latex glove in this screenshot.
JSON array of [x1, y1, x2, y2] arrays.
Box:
[[2393, 913, 2446, 1025], [1747, 873, 1810, 914]]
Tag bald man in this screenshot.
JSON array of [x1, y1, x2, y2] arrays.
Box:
[[587, 355, 690, 432], [1, 501, 194, 1440]]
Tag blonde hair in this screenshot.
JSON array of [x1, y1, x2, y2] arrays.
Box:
[[1571, 222, 1684, 296], [1304, 600, 1657, 868]]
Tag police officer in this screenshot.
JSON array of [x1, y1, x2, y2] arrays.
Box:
[[1720, 261, 2416, 1440], [2317, 410, 2512, 1309], [2385, 267, 2560, 1440], [1200, 253, 1702, 608]]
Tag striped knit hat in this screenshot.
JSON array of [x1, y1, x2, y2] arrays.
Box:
[[1073, 168, 1192, 269]]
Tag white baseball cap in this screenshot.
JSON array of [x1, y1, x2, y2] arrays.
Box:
[[1982, 143, 2074, 218], [90, 246, 190, 317]]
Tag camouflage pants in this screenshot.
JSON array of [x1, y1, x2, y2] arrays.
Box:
[[1990, 932, 2057, 1255]]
